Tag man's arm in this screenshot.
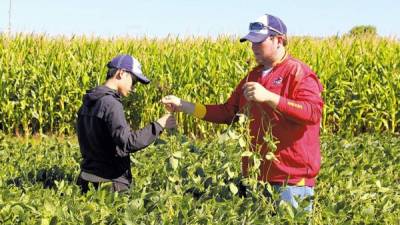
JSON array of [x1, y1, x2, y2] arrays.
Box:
[[275, 78, 323, 124], [161, 83, 242, 125]]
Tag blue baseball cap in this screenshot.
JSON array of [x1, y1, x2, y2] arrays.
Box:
[[240, 14, 287, 43], [107, 54, 150, 84]]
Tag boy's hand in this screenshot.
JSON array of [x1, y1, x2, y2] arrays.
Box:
[[157, 113, 177, 129]]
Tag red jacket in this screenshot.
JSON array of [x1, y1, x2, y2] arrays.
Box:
[[203, 55, 324, 187]]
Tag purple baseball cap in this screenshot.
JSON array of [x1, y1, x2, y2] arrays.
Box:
[[107, 54, 150, 84], [240, 14, 287, 43]]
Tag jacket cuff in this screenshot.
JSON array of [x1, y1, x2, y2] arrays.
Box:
[[153, 121, 164, 135], [193, 103, 207, 119]]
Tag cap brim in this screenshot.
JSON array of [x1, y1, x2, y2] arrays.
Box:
[[240, 32, 268, 43], [130, 65, 150, 84], [133, 72, 150, 84]]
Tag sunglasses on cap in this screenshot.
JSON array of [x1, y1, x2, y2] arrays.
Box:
[[249, 22, 284, 36]]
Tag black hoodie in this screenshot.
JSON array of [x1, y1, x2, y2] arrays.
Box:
[[76, 85, 163, 179]]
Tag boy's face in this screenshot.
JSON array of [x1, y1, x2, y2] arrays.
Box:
[[118, 70, 137, 97]]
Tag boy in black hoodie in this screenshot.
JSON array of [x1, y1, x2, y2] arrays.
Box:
[[76, 54, 176, 193]]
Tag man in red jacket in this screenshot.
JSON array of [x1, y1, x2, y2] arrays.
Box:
[[161, 14, 323, 211]]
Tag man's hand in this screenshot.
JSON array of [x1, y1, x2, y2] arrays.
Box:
[[242, 82, 280, 108], [161, 95, 183, 112], [156, 113, 177, 129]]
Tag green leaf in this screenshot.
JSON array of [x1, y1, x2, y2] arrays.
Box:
[[237, 113, 247, 124], [241, 151, 252, 157], [238, 137, 247, 148], [218, 133, 230, 143], [169, 157, 179, 170], [229, 183, 238, 195], [265, 152, 279, 162], [226, 168, 235, 179], [172, 151, 183, 159], [228, 130, 239, 140]]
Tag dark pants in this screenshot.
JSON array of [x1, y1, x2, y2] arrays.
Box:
[[76, 170, 131, 193]]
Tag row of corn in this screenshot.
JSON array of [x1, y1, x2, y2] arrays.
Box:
[[0, 34, 399, 136]]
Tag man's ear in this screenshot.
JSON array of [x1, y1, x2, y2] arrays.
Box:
[[277, 35, 287, 47], [276, 36, 284, 46]]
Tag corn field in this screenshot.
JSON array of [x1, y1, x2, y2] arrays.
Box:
[[0, 34, 399, 136]]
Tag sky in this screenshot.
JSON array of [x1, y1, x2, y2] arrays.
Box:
[[0, 0, 399, 38]]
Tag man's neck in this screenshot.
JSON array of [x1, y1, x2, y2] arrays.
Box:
[[272, 49, 287, 67], [264, 48, 287, 69]]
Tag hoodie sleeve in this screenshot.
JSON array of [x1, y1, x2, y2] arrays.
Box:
[[104, 102, 163, 155]]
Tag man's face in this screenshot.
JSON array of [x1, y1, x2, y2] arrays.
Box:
[[251, 36, 279, 66]]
